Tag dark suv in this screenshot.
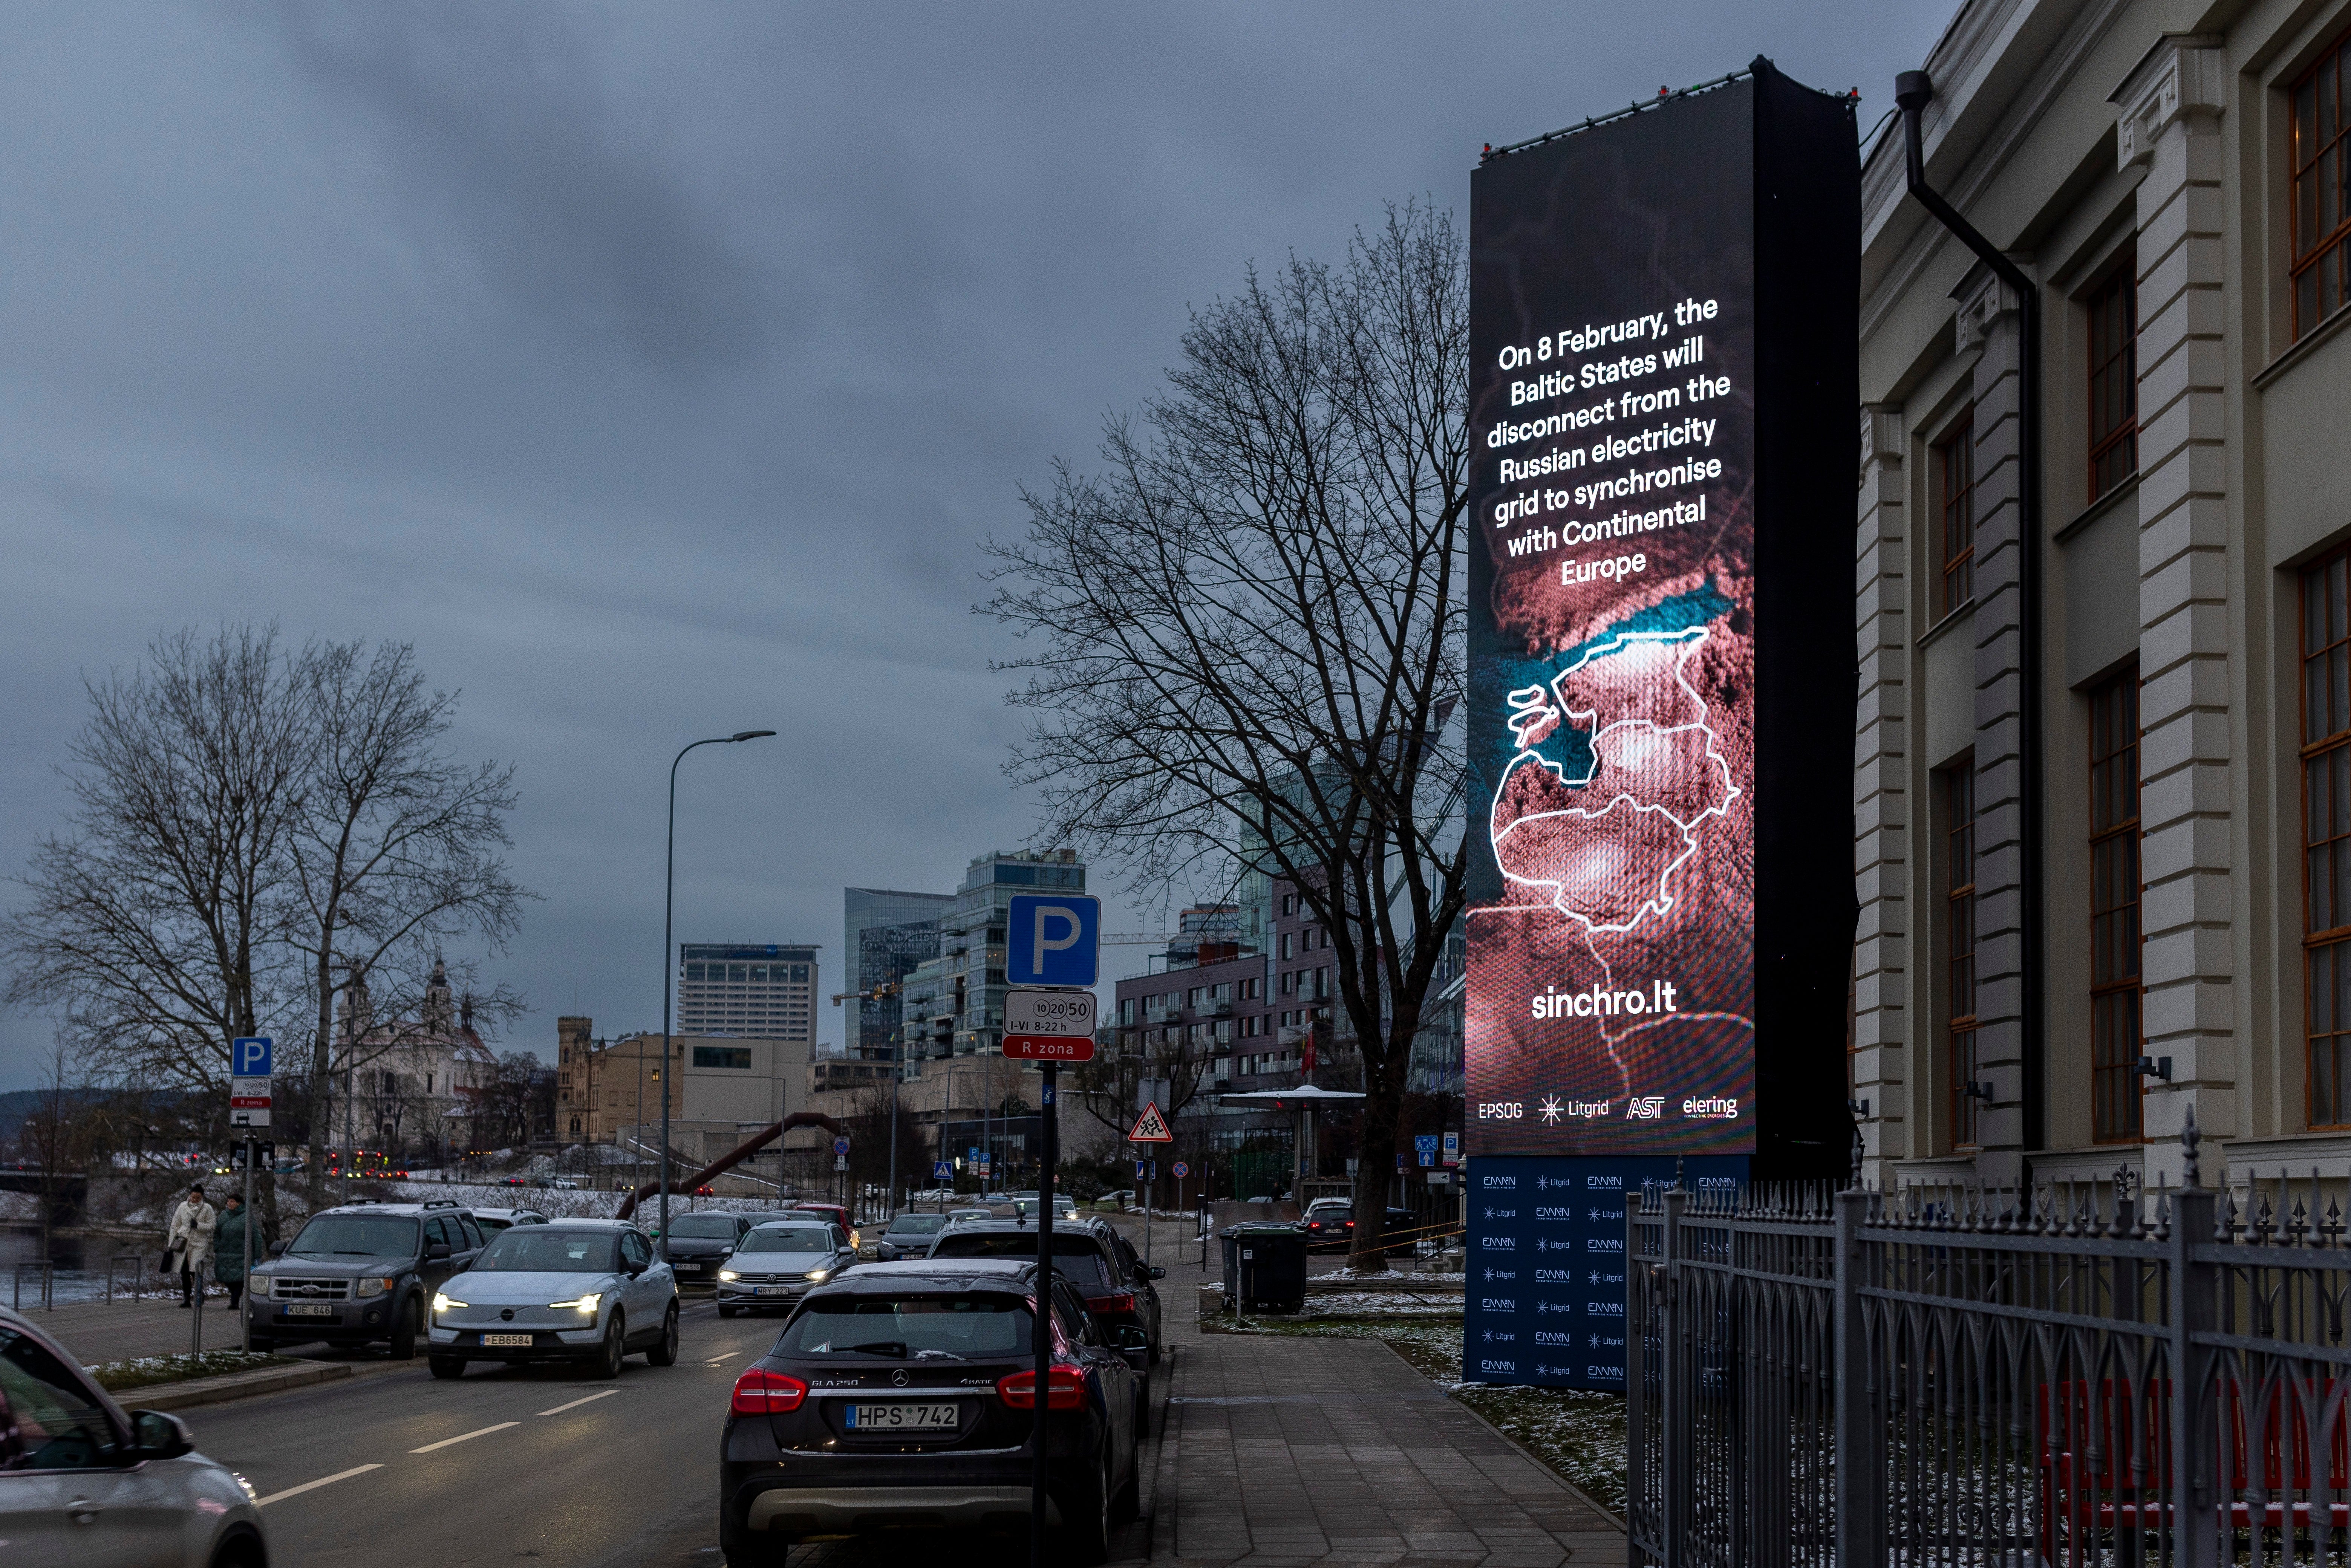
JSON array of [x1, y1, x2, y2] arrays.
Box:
[[926, 1219, 1165, 1366], [719, 1257, 1143, 1565], [246, 1198, 484, 1357], [660, 1210, 760, 1286]]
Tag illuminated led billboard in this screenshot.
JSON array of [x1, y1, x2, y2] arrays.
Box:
[[1464, 63, 1857, 1169]]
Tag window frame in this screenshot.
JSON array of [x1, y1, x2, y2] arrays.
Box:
[[2293, 32, 2351, 340], [2087, 666, 2145, 1143], [2086, 266, 2138, 500], [1935, 415, 1977, 618], [2305, 546, 2351, 1127], [1944, 763, 1982, 1151]]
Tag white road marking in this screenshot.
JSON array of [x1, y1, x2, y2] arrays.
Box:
[[254, 1464, 383, 1506], [409, 1421, 519, 1453], [703, 1351, 740, 1364], [539, 1389, 621, 1416]]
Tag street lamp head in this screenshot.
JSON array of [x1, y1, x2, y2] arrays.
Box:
[[730, 730, 777, 742]]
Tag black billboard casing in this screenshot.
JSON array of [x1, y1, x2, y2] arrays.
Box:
[[1462, 60, 1858, 1391]]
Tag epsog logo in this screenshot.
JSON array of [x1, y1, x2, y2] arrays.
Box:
[[1483, 1173, 1518, 1190]]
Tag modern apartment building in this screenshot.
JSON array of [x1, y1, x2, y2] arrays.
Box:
[[902, 849, 1085, 1060], [1853, 0, 2351, 1193], [842, 887, 952, 1060], [674, 943, 817, 1042]]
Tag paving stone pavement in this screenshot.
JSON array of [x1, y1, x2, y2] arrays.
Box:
[[1146, 1225, 1625, 1568]]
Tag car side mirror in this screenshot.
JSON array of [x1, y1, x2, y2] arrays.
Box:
[[1149, 1266, 1166, 1280], [128, 1410, 193, 1462], [426, 1241, 451, 1260]]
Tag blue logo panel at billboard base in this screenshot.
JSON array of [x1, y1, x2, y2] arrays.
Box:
[[1464, 1154, 1747, 1392]]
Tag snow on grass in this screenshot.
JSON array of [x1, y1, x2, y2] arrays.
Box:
[[89, 1350, 297, 1393]]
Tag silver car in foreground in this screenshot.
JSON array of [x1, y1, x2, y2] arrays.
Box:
[[0, 1305, 268, 1566], [426, 1219, 679, 1378]]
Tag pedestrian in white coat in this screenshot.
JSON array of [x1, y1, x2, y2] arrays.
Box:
[[164, 1184, 216, 1308]]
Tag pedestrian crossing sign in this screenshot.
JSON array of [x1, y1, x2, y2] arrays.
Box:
[[1128, 1101, 1172, 1143]]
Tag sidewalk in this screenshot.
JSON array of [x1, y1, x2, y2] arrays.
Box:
[[1131, 1220, 1625, 1567]]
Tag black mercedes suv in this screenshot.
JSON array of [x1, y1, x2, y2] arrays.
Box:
[[718, 1257, 1145, 1565], [245, 1198, 484, 1357]]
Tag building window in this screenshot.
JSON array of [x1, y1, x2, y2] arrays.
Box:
[[692, 1046, 753, 1070], [1945, 764, 1981, 1150], [2088, 667, 2143, 1142], [2295, 36, 2351, 338], [2086, 268, 2137, 500], [2307, 549, 2351, 1126], [1936, 416, 1976, 616]]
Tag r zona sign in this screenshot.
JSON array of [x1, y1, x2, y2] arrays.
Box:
[[1002, 987, 1096, 1062]]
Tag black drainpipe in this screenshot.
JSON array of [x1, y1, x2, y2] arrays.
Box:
[[1895, 70, 2046, 1159]]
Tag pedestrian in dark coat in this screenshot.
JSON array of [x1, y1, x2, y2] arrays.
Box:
[[213, 1195, 250, 1311]]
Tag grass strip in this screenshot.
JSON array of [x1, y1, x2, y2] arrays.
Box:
[[91, 1350, 299, 1393]]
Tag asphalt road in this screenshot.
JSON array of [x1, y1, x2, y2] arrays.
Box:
[[164, 1295, 1159, 1567]]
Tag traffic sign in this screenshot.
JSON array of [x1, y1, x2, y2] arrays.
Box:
[[1442, 1131, 1460, 1166], [1135, 1159, 1147, 1179], [230, 1075, 272, 1129], [834, 1155, 848, 1172], [833, 1138, 850, 1155], [1416, 1134, 1439, 1168], [1005, 893, 1101, 987], [232, 1037, 272, 1077], [1003, 987, 1097, 1062], [1172, 1161, 1189, 1179], [1128, 1101, 1172, 1143], [933, 1161, 952, 1181]]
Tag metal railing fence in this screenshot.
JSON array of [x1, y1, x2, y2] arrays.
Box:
[[1629, 1115, 2351, 1568]]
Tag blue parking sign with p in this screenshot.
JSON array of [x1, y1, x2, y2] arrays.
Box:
[[1005, 893, 1101, 987], [232, 1037, 272, 1076]]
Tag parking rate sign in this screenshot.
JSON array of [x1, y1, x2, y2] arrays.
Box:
[[1004, 893, 1101, 987]]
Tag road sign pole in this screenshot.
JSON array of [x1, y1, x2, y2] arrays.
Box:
[[240, 1139, 253, 1354], [1030, 1063, 1058, 1568]]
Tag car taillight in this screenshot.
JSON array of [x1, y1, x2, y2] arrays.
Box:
[[1087, 1292, 1136, 1315], [996, 1365, 1086, 1411], [731, 1368, 808, 1415], [1344, 1220, 1355, 1229]]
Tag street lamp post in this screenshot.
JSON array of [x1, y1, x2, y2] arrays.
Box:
[[659, 730, 775, 1257]]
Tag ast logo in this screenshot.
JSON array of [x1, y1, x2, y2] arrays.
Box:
[[1625, 1096, 1666, 1120]]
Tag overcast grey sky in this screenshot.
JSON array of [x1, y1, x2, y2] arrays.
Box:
[[0, 2, 1950, 1087]]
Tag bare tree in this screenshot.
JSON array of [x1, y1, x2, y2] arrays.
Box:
[[986, 202, 1469, 1269], [286, 640, 529, 1202], [3, 626, 315, 1086]]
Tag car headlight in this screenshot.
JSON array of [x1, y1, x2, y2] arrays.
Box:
[[356, 1276, 393, 1299], [717, 1270, 739, 1282], [548, 1293, 603, 1314], [232, 1472, 259, 1504], [432, 1293, 467, 1314], [803, 1268, 829, 1283]]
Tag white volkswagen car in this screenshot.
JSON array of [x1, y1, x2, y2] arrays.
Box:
[[426, 1219, 679, 1378], [0, 1305, 268, 1566]]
